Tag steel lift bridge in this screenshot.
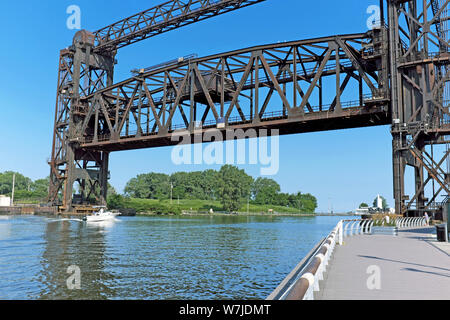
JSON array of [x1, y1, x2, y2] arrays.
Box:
[[48, 0, 450, 216]]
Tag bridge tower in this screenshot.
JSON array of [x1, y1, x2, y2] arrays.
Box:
[[48, 1, 266, 212], [48, 30, 115, 212], [388, 0, 450, 216]]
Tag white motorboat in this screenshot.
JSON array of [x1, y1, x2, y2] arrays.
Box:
[[83, 208, 120, 222]]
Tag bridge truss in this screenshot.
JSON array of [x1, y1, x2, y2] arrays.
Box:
[[48, 0, 450, 216], [389, 0, 450, 215]]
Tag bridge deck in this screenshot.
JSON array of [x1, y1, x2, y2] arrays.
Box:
[[317, 227, 450, 300]]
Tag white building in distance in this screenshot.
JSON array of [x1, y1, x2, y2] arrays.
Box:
[[0, 195, 11, 207], [376, 194, 383, 209]]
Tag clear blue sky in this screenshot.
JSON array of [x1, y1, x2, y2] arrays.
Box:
[[0, 0, 399, 212]]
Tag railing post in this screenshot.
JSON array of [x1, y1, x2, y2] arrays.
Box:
[[338, 220, 343, 245], [368, 220, 374, 234]]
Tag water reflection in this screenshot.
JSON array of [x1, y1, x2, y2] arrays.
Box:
[[38, 219, 116, 299], [0, 215, 355, 300], [0, 217, 11, 241]]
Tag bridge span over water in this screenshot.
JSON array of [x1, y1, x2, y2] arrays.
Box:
[[48, 0, 450, 217]]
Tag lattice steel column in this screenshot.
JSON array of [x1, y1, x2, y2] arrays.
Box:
[[49, 31, 115, 211], [389, 0, 450, 216]]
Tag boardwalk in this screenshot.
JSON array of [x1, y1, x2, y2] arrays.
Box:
[[317, 227, 450, 300]]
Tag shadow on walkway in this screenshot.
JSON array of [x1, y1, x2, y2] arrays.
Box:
[[358, 255, 450, 272], [402, 267, 450, 278], [399, 227, 435, 235]]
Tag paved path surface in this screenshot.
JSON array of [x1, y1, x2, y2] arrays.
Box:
[[317, 227, 450, 300]]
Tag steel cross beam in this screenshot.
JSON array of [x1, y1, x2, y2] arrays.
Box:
[[93, 0, 266, 53]]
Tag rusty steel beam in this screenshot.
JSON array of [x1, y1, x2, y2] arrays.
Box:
[[74, 32, 389, 151], [389, 0, 450, 215], [79, 106, 389, 152], [93, 0, 266, 53]]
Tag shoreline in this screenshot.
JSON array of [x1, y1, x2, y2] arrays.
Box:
[[136, 212, 357, 217], [0, 211, 358, 218]]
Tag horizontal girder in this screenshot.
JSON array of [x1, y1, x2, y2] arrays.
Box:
[[73, 31, 390, 151]]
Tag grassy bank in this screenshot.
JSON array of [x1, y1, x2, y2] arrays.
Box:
[[109, 196, 312, 215]]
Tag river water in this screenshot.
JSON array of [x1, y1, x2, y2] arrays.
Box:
[[0, 215, 355, 300]]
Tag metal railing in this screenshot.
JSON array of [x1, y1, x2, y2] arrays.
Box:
[[270, 217, 429, 300], [276, 221, 343, 300], [395, 217, 427, 228], [342, 219, 374, 237], [273, 219, 369, 300]]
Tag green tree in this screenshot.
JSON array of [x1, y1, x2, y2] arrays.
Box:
[[168, 170, 220, 201], [169, 171, 189, 200], [120, 167, 318, 214], [184, 171, 207, 199], [217, 165, 253, 213], [108, 194, 127, 209], [200, 169, 219, 200], [169, 171, 212, 200], [0, 171, 32, 195], [252, 177, 281, 205], [31, 177, 49, 198], [359, 202, 369, 208], [124, 173, 170, 199], [299, 193, 318, 213], [275, 192, 290, 207], [107, 183, 117, 197]]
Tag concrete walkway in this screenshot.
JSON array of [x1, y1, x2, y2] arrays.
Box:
[[317, 227, 450, 300]]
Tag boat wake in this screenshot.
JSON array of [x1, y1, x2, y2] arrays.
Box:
[[47, 218, 85, 223]]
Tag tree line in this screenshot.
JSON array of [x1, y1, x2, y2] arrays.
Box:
[[122, 165, 317, 213], [0, 167, 318, 214], [0, 171, 49, 202]]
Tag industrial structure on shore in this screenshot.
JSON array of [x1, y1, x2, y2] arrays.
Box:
[[47, 0, 450, 219]]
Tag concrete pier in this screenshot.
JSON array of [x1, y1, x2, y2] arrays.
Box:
[[0, 206, 57, 215], [316, 227, 450, 300]]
